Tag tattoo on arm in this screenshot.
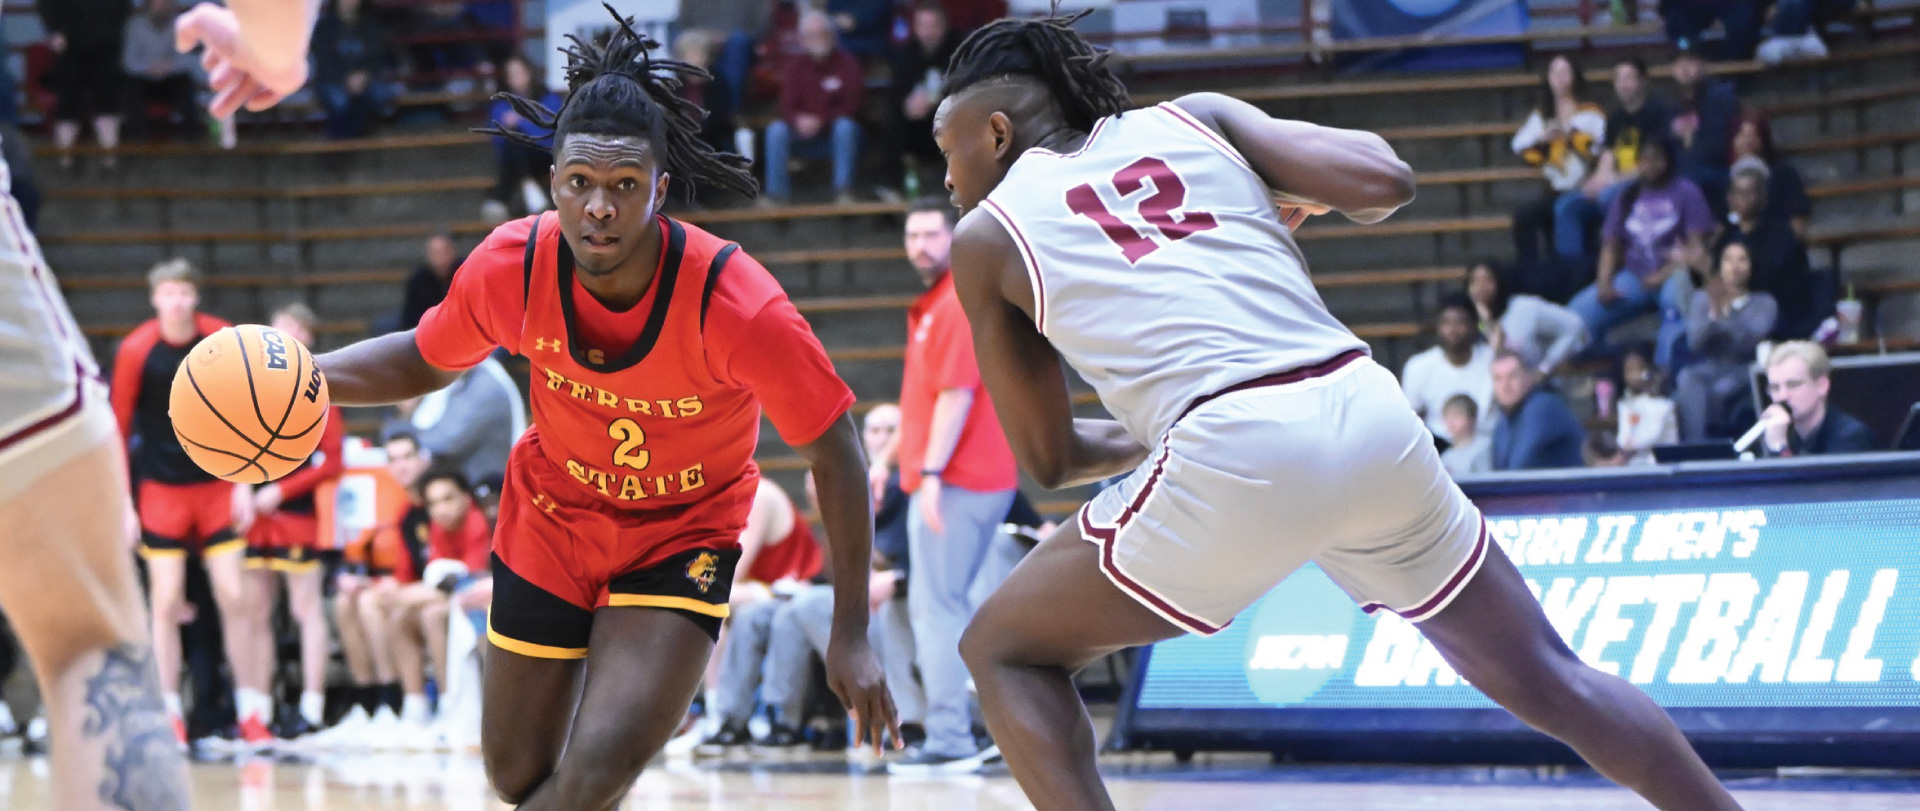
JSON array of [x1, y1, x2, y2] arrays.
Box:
[[83, 644, 188, 811]]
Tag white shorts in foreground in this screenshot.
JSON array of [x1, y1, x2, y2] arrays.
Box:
[[1080, 354, 1487, 636]]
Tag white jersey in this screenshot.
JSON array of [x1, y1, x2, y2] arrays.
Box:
[[978, 102, 1366, 445], [0, 137, 113, 498]]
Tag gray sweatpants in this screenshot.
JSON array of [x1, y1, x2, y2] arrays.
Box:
[[908, 484, 1016, 758], [713, 598, 781, 724], [762, 585, 925, 727]]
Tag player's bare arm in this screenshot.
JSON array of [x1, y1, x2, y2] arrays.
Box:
[[949, 212, 1147, 489], [313, 330, 463, 407], [790, 413, 901, 752], [1171, 92, 1416, 225], [175, 0, 321, 117]]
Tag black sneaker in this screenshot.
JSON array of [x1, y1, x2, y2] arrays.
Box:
[[886, 748, 989, 776], [897, 722, 926, 751], [694, 720, 752, 758], [752, 723, 806, 754]]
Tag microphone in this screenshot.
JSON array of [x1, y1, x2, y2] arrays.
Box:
[[1735, 402, 1792, 454]]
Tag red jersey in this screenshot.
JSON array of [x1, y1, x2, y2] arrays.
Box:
[[428, 505, 493, 573], [746, 516, 823, 584], [897, 273, 1018, 494], [415, 214, 854, 535], [110, 313, 232, 484]]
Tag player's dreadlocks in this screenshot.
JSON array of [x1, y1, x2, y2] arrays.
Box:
[[478, 3, 757, 199], [943, 3, 1130, 133]]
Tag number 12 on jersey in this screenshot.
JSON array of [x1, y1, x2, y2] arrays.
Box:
[[1065, 157, 1218, 264]]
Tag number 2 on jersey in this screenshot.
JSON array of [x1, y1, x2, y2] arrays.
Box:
[[1065, 157, 1218, 264], [608, 418, 650, 470]]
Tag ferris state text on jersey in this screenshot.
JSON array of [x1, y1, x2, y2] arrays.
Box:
[[532, 357, 714, 503]]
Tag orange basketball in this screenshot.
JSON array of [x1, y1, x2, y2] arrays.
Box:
[[169, 324, 332, 484]]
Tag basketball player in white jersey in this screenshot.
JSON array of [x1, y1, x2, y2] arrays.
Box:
[[933, 11, 1743, 811], [0, 145, 189, 805]]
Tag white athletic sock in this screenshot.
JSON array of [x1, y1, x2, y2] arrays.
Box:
[[236, 688, 268, 722], [162, 692, 183, 718], [300, 692, 325, 726], [400, 694, 429, 726]]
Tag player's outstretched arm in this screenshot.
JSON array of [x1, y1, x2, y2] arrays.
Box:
[[1171, 92, 1417, 225], [950, 214, 1149, 489], [175, 0, 322, 117], [791, 413, 900, 753], [313, 330, 463, 407]]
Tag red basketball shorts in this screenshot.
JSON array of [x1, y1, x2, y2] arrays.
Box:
[[485, 441, 751, 659], [245, 511, 323, 573], [138, 479, 242, 558]]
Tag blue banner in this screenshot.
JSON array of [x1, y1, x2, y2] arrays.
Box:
[[1137, 498, 1920, 712]]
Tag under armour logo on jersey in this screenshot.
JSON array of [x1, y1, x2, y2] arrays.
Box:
[[531, 493, 558, 514], [533, 337, 564, 352]]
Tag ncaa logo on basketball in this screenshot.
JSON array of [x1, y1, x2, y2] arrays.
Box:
[[261, 328, 290, 370]]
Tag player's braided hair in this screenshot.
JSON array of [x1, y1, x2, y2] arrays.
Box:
[[943, 3, 1130, 133], [477, 3, 757, 199]]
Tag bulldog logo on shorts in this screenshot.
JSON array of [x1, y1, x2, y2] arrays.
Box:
[[687, 552, 720, 593]]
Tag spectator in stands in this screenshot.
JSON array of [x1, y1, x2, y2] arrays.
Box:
[[1730, 114, 1811, 240], [482, 55, 560, 222], [1669, 40, 1742, 215], [382, 467, 492, 746], [938, 0, 1009, 33], [1759, 341, 1880, 456], [1465, 261, 1589, 376], [387, 353, 526, 485], [400, 1, 484, 85], [1401, 296, 1496, 439], [1758, 0, 1857, 63], [698, 478, 825, 753], [1564, 59, 1672, 273], [676, 0, 773, 119], [1440, 395, 1493, 476], [121, 0, 202, 143], [828, 0, 894, 60], [1676, 240, 1778, 440], [40, 0, 130, 170], [672, 31, 742, 172], [1568, 133, 1714, 366], [1510, 55, 1607, 276], [763, 10, 864, 204], [312, 0, 395, 140], [1717, 167, 1813, 340], [1491, 351, 1587, 470], [873, 199, 1018, 774], [1615, 344, 1678, 464], [1660, 1, 1763, 60], [233, 304, 345, 742], [880, 1, 963, 201], [400, 232, 462, 330], [317, 432, 429, 746]]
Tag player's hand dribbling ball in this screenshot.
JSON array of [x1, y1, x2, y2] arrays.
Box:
[[170, 325, 331, 484]]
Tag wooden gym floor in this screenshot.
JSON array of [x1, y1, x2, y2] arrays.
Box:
[[0, 752, 1916, 809]]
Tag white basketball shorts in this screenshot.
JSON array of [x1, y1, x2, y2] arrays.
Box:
[[1080, 353, 1487, 636]]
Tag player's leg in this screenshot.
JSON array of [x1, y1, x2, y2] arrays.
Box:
[[0, 438, 190, 809], [282, 566, 330, 727], [234, 560, 278, 736], [143, 553, 189, 732], [386, 584, 441, 723], [419, 598, 451, 686], [480, 553, 593, 801], [511, 606, 715, 811], [1416, 545, 1743, 811], [202, 542, 255, 730], [961, 523, 1186, 811]]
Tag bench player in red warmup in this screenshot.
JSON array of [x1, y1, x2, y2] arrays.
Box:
[[932, 10, 1743, 811], [297, 12, 894, 807]]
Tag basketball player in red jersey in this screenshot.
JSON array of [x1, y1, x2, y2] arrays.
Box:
[[232, 303, 345, 745], [298, 13, 895, 807], [932, 11, 1742, 811], [110, 258, 256, 748]]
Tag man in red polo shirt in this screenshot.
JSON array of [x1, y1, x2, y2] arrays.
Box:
[[870, 198, 1018, 773]]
